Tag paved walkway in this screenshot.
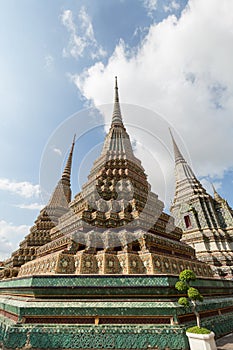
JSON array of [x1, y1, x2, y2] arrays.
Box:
[[216, 333, 233, 350]]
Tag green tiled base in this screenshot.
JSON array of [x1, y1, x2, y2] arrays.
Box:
[[0, 319, 189, 350], [1, 315, 233, 350], [0, 274, 233, 298], [0, 275, 233, 349], [0, 295, 233, 322]]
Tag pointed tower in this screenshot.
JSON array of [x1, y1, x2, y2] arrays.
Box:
[[2, 81, 233, 350], [77, 76, 154, 229], [170, 129, 220, 230], [212, 183, 225, 204], [2, 137, 75, 277], [96, 77, 141, 165], [212, 184, 233, 230], [170, 131, 233, 277], [17, 78, 214, 279], [48, 134, 75, 208], [170, 129, 209, 203]]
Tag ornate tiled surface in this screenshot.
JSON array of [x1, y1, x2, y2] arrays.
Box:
[[0, 275, 233, 304], [16, 235, 211, 278], [0, 275, 233, 349], [1, 314, 233, 349], [0, 320, 190, 349], [2, 80, 202, 284], [0, 81, 233, 349], [1, 275, 173, 288], [1, 274, 233, 289], [170, 133, 233, 278], [1, 295, 233, 320], [0, 297, 179, 318]]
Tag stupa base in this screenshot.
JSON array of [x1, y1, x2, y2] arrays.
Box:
[[0, 275, 233, 349]]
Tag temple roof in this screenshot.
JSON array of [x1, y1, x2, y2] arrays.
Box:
[[48, 135, 75, 208], [170, 130, 208, 205]]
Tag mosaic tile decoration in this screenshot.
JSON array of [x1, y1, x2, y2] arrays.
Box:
[[1, 313, 233, 349]]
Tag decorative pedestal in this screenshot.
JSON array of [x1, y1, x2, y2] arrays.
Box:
[[186, 331, 217, 350]]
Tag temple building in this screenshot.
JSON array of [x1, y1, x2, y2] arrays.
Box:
[[1, 77, 209, 280], [1, 137, 75, 278], [0, 78, 233, 350], [170, 132, 233, 278]]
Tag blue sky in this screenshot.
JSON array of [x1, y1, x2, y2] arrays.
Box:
[[0, 0, 233, 259]]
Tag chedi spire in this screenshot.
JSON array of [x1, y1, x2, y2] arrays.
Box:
[[112, 76, 123, 126], [169, 128, 186, 164], [61, 134, 76, 188], [170, 129, 209, 213], [49, 135, 76, 207], [212, 183, 225, 203]]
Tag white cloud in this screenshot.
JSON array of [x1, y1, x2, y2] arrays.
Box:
[[14, 203, 44, 210], [53, 147, 62, 156], [200, 179, 222, 196], [133, 26, 149, 39], [0, 178, 40, 198], [44, 54, 54, 71], [61, 7, 107, 60], [73, 0, 233, 206], [164, 1, 180, 13], [0, 220, 29, 260], [142, 0, 157, 18]]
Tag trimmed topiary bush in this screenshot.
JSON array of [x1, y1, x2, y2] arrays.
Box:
[[179, 269, 196, 282], [175, 269, 208, 331], [186, 326, 211, 334]]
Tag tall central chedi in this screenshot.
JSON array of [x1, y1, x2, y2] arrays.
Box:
[[16, 77, 210, 277], [1, 78, 233, 350]]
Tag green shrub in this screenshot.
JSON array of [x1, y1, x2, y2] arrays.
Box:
[[179, 269, 196, 282], [186, 326, 211, 334], [178, 297, 189, 307], [175, 269, 208, 330], [187, 287, 203, 301], [175, 281, 188, 291]]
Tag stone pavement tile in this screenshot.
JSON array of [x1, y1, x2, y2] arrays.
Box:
[[216, 333, 233, 350]]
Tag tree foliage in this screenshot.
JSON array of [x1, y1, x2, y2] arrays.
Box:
[[188, 287, 203, 301], [175, 281, 188, 291], [175, 269, 204, 328], [179, 269, 196, 282], [186, 326, 210, 334], [178, 297, 189, 307]]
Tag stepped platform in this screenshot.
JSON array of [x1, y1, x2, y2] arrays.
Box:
[[1, 79, 233, 349], [0, 275, 233, 349]]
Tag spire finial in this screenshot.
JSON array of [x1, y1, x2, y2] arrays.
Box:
[[115, 76, 118, 89], [48, 135, 75, 207], [211, 183, 224, 203], [169, 128, 185, 163], [62, 135, 76, 182], [211, 183, 217, 194], [112, 76, 123, 125]]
